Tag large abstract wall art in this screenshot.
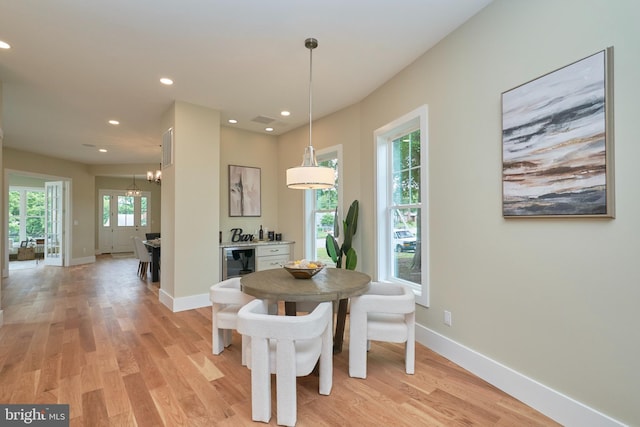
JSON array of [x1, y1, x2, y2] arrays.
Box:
[[501, 47, 614, 218], [229, 165, 261, 217]]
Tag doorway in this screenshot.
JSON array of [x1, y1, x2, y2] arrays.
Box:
[[4, 170, 71, 276], [98, 189, 151, 253]]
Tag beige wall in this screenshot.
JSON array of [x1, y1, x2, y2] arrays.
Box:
[[275, 1, 639, 423], [219, 126, 279, 243], [161, 101, 220, 301], [277, 104, 361, 261]]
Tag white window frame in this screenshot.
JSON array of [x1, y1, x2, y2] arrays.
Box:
[[374, 106, 429, 307], [9, 186, 46, 243], [304, 144, 343, 262]]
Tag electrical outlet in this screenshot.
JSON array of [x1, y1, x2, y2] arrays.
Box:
[[444, 310, 452, 326]]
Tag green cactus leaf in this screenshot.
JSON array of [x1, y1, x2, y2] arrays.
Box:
[[346, 200, 359, 236], [344, 247, 357, 270], [325, 234, 340, 263]]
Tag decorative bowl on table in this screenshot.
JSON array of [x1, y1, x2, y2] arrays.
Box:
[[283, 260, 325, 279]]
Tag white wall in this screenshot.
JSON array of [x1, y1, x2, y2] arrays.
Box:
[[277, 0, 638, 424]]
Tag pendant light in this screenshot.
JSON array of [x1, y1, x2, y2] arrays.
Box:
[[286, 38, 335, 190], [126, 175, 142, 197]]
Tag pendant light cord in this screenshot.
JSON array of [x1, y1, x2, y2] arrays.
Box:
[[308, 40, 313, 150]]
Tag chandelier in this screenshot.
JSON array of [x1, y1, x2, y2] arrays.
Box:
[[147, 163, 161, 184], [126, 175, 142, 197], [285, 38, 334, 190]]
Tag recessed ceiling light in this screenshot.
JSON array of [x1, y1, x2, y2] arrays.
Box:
[[280, 111, 290, 117], [0, 40, 10, 49], [265, 127, 274, 132], [160, 77, 174, 85], [108, 119, 120, 125], [99, 148, 108, 153], [228, 119, 238, 124]]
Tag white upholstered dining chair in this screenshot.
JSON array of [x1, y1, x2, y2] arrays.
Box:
[[132, 236, 151, 279], [209, 277, 254, 366], [237, 299, 333, 426], [348, 282, 415, 379]]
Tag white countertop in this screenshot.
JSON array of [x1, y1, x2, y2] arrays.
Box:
[[220, 240, 294, 248]]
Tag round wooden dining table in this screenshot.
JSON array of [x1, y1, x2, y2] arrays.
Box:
[[240, 267, 371, 353]]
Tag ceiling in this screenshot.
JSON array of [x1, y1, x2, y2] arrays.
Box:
[[0, 0, 492, 165]]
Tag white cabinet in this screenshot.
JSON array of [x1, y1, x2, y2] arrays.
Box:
[[256, 243, 292, 271]]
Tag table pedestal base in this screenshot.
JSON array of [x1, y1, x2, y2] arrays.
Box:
[[284, 299, 348, 354]]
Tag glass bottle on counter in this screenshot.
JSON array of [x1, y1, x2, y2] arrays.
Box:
[[259, 225, 264, 241]]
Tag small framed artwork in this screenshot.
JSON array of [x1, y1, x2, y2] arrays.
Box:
[[229, 165, 261, 217], [501, 47, 614, 218]]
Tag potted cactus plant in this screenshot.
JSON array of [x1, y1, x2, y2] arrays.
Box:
[[325, 200, 359, 270]]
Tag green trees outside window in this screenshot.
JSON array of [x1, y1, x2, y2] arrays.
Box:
[[9, 189, 45, 244]]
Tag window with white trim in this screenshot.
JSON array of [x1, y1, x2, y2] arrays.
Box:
[[9, 187, 45, 245], [375, 106, 429, 306], [305, 145, 343, 265]]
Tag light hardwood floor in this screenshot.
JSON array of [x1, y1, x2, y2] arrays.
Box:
[[0, 255, 559, 426]]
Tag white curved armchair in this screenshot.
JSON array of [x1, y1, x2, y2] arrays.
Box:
[[349, 282, 415, 379], [238, 299, 333, 426], [209, 278, 254, 365]]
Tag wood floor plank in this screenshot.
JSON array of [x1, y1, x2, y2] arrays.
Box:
[[164, 344, 232, 420], [108, 411, 138, 427], [122, 372, 164, 427], [148, 384, 190, 426], [80, 362, 103, 394], [0, 255, 561, 426], [58, 374, 84, 420], [81, 389, 110, 427], [22, 321, 49, 372], [37, 353, 61, 395], [101, 369, 132, 418], [44, 322, 65, 359], [10, 368, 39, 403]]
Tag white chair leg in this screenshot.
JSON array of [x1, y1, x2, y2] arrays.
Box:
[[212, 308, 225, 355], [223, 329, 232, 348], [348, 311, 368, 379], [276, 340, 297, 427], [406, 312, 415, 374], [241, 334, 250, 366], [319, 321, 333, 395], [251, 337, 271, 423], [405, 340, 415, 375]]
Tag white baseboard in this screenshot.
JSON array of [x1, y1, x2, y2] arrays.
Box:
[[416, 325, 625, 427], [69, 255, 96, 266], [159, 289, 211, 313]]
